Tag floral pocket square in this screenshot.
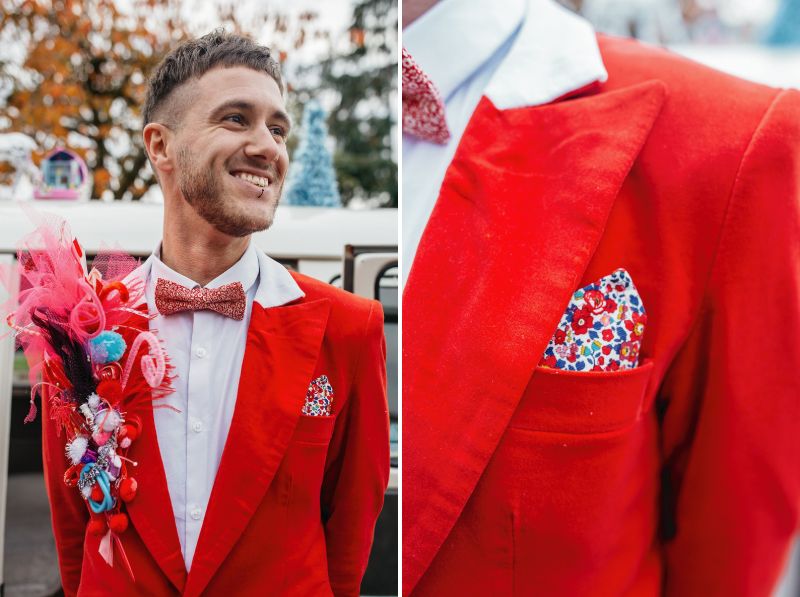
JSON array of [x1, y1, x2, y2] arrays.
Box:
[[539, 269, 646, 372], [302, 375, 333, 416]]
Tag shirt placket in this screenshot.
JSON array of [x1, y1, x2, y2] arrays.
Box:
[[184, 307, 213, 567]]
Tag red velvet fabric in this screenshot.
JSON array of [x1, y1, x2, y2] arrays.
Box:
[[43, 273, 390, 596], [403, 35, 800, 596]]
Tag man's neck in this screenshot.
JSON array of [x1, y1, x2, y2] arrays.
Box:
[[161, 209, 250, 287], [403, 0, 441, 28]]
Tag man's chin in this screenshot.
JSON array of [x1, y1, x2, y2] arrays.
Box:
[[201, 204, 277, 238]]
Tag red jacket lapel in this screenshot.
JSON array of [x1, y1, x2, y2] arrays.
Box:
[[183, 297, 330, 597], [123, 310, 187, 593], [402, 81, 666, 593]]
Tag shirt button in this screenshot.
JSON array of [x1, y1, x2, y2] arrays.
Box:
[[192, 420, 203, 433], [195, 347, 207, 359], [190, 507, 202, 520]]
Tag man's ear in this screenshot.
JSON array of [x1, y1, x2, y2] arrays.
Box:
[[142, 123, 175, 177]]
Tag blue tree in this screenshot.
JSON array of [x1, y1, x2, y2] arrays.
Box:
[[285, 100, 342, 207], [764, 0, 800, 46]]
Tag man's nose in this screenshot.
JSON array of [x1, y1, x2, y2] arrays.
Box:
[[245, 123, 281, 163]]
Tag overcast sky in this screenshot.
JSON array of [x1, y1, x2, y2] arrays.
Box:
[[178, 0, 355, 68]]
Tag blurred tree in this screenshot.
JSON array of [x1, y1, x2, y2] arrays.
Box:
[[294, 0, 397, 208], [764, 0, 800, 46], [0, 0, 320, 200], [284, 100, 341, 207]]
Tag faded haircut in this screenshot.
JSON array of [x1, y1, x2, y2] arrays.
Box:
[[142, 28, 284, 130]]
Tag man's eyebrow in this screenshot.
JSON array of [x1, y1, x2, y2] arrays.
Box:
[[209, 99, 292, 131]]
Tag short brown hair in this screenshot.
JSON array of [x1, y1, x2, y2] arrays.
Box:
[[143, 28, 283, 129]]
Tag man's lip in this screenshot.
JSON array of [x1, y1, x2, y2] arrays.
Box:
[[229, 169, 274, 185]]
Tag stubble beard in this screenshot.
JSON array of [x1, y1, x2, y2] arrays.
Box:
[[176, 147, 281, 238]]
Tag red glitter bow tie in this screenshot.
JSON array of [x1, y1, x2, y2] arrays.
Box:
[[154, 278, 246, 321], [402, 48, 450, 144]]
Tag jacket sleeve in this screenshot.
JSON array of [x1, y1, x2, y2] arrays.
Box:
[[41, 380, 88, 596], [659, 88, 800, 596], [321, 300, 390, 597]]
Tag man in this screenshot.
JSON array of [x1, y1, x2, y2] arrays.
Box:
[[43, 30, 390, 596], [403, 0, 800, 595]]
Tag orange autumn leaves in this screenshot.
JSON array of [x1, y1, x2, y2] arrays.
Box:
[[1, 0, 318, 200]]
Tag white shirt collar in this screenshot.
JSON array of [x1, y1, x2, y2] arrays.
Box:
[[404, 0, 527, 102], [403, 0, 608, 112]]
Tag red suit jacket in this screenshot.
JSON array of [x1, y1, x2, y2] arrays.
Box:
[[43, 271, 390, 596], [403, 36, 800, 596]]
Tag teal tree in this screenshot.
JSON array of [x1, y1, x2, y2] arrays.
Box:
[[764, 0, 800, 45], [285, 100, 342, 207]]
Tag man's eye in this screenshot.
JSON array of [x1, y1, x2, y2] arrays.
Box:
[[225, 114, 245, 124], [270, 127, 288, 139]]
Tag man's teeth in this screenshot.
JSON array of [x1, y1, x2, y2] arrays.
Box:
[[233, 172, 269, 188]]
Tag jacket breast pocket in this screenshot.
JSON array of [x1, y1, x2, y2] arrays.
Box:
[[494, 359, 660, 593], [509, 358, 655, 433], [292, 414, 336, 446]]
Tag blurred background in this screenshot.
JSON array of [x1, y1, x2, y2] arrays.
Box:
[[0, 0, 397, 207], [0, 0, 398, 596], [560, 0, 800, 87]]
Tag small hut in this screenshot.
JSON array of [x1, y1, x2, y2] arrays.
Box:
[[34, 147, 91, 201]]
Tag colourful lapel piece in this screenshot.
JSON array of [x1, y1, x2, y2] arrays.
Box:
[[402, 81, 666, 593], [182, 298, 330, 597], [124, 308, 187, 593], [540, 268, 647, 371]]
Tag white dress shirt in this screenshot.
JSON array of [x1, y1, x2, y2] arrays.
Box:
[[142, 242, 259, 571], [402, 0, 608, 283]]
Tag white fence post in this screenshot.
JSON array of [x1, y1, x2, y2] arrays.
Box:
[[0, 253, 17, 596]]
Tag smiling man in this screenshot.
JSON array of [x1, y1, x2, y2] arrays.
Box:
[[41, 30, 390, 596]]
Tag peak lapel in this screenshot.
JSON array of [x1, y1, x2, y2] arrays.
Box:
[[183, 298, 331, 597], [122, 307, 187, 593], [403, 81, 666, 593]]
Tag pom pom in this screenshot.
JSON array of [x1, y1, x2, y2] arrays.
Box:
[[88, 331, 127, 364], [66, 436, 88, 465], [120, 423, 139, 442], [120, 437, 131, 449], [109, 513, 128, 533], [90, 484, 104, 502], [81, 486, 91, 499], [87, 519, 106, 536], [96, 380, 122, 404], [92, 430, 112, 446], [87, 393, 101, 410], [120, 477, 137, 502], [99, 409, 121, 432]]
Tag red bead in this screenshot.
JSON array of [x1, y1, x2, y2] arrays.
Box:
[[99, 363, 122, 381], [90, 484, 104, 502], [122, 423, 139, 442], [120, 477, 138, 502], [109, 513, 128, 533], [87, 519, 106, 536]]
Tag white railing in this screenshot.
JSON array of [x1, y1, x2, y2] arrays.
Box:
[[0, 253, 17, 594]]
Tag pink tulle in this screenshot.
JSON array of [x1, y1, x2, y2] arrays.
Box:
[[1, 211, 174, 584], [2, 213, 145, 371]]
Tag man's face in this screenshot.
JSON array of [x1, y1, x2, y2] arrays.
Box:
[[170, 66, 290, 237]]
